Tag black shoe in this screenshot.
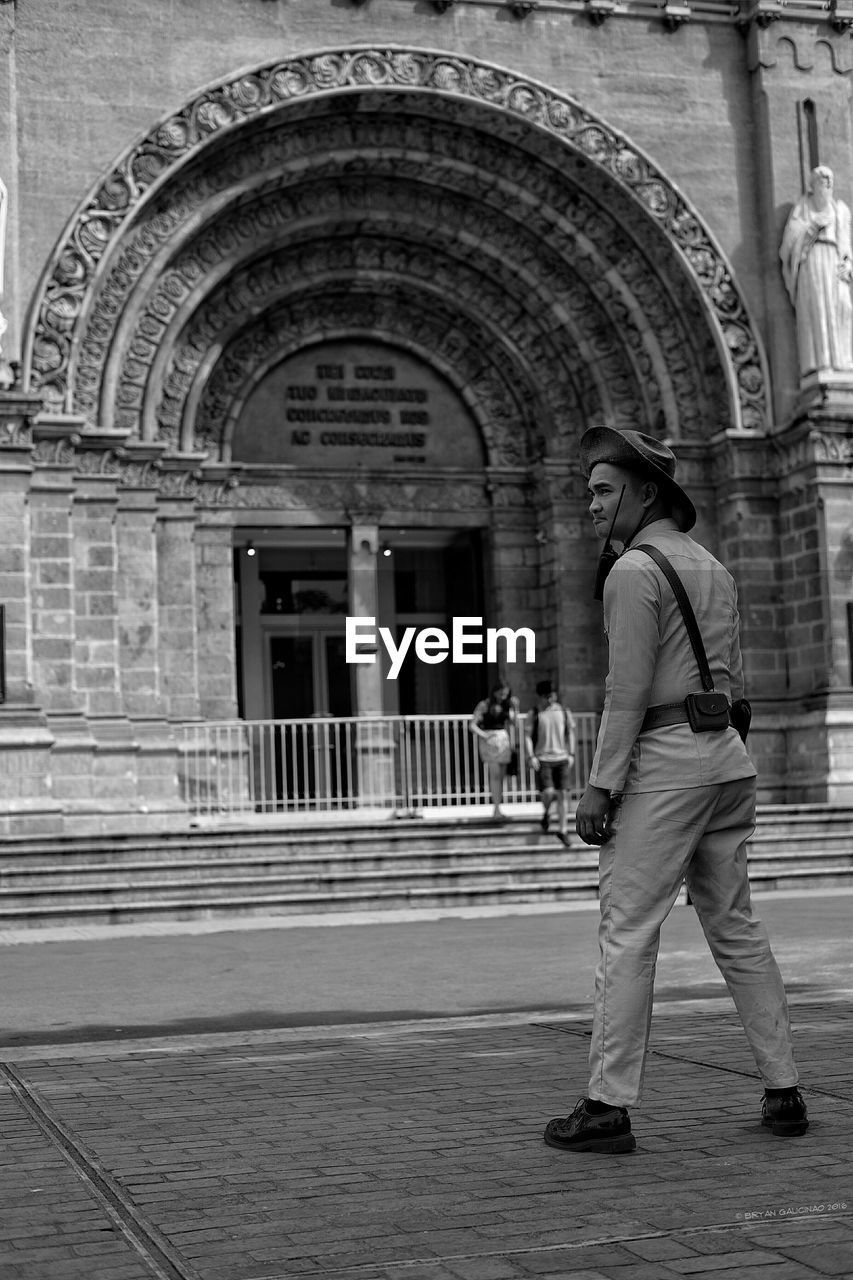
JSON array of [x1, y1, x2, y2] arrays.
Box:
[[761, 1089, 809, 1136], [544, 1098, 636, 1154], [555, 831, 570, 847]]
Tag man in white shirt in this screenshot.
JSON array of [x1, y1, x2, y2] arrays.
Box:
[[544, 426, 807, 1155], [525, 680, 577, 845]]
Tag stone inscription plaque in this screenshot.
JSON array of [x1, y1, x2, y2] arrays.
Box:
[[232, 340, 484, 468]]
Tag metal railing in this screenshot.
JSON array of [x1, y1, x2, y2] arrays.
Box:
[[177, 712, 601, 819]]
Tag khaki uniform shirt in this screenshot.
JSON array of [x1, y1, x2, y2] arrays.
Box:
[[588, 519, 757, 794]]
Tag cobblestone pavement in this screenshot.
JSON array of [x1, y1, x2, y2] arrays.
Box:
[[1, 997, 851, 1280]]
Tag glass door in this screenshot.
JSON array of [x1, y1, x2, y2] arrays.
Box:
[[268, 631, 353, 718], [270, 636, 314, 719], [324, 633, 354, 717]]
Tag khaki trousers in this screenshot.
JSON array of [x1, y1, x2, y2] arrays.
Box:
[[588, 776, 800, 1108]]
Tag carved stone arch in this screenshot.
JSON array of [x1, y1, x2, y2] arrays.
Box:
[[147, 236, 620, 464], [202, 314, 535, 470], [190, 308, 542, 471], [119, 205, 610, 452], [23, 45, 770, 442], [97, 148, 684, 452], [101, 169, 711, 458], [182, 282, 573, 470], [77, 103, 723, 449]]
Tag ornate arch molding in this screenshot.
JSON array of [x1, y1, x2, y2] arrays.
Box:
[[96, 148, 713, 453], [74, 104, 724, 449], [115, 191, 611, 446], [147, 231, 646, 461], [23, 46, 770, 433], [199, 304, 537, 471], [60, 109, 721, 452]]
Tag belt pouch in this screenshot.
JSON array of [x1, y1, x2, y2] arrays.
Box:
[[684, 691, 730, 733]]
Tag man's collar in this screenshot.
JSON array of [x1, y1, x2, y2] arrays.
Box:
[[623, 516, 679, 550]]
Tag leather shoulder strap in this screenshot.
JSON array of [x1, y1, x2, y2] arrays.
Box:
[[633, 544, 714, 692]]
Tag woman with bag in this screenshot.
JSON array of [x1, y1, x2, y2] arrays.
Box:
[[469, 683, 518, 821]]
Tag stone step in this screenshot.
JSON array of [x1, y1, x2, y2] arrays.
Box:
[[2, 813, 851, 870], [0, 860, 850, 928], [0, 860, 598, 905], [0, 805, 850, 927], [752, 807, 853, 837], [0, 851, 849, 911], [748, 832, 853, 857], [0, 846, 588, 888], [0, 821, 556, 866], [1, 836, 851, 890], [0, 880, 602, 927]]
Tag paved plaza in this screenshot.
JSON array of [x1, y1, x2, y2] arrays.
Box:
[[0, 894, 851, 1279]]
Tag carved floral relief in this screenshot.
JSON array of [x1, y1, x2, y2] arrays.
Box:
[[23, 47, 767, 451]]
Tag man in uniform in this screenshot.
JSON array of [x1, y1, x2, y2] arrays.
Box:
[[544, 426, 807, 1155]]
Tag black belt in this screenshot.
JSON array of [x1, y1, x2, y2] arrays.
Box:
[[640, 702, 689, 732], [641, 701, 735, 733]]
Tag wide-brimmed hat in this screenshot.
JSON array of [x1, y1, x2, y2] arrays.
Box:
[[579, 426, 696, 532]]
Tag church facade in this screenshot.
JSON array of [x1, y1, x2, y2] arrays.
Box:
[[1, 0, 853, 831]]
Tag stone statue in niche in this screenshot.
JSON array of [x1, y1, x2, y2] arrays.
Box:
[[780, 166, 853, 376]]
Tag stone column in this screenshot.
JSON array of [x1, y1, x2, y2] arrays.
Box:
[[0, 395, 38, 706], [485, 472, 539, 707], [30, 456, 76, 715], [348, 520, 395, 806], [710, 430, 789, 800], [29, 436, 97, 815], [73, 473, 122, 719], [348, 521, 383, 717], [116, 486, 180, 818], [195, 521, 239, 720], [236, 540, 265, 721], [190, 520, 244, 814], [533, 462, 605, 713], [71, 467, 143, 828], [157, 504, 201, 721], [0, 392, 57, 832], [712, 413, 853, 804], [116, 489, 164, 717]]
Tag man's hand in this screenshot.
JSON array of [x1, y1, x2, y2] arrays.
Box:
[[575, 784, 614, 846]]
